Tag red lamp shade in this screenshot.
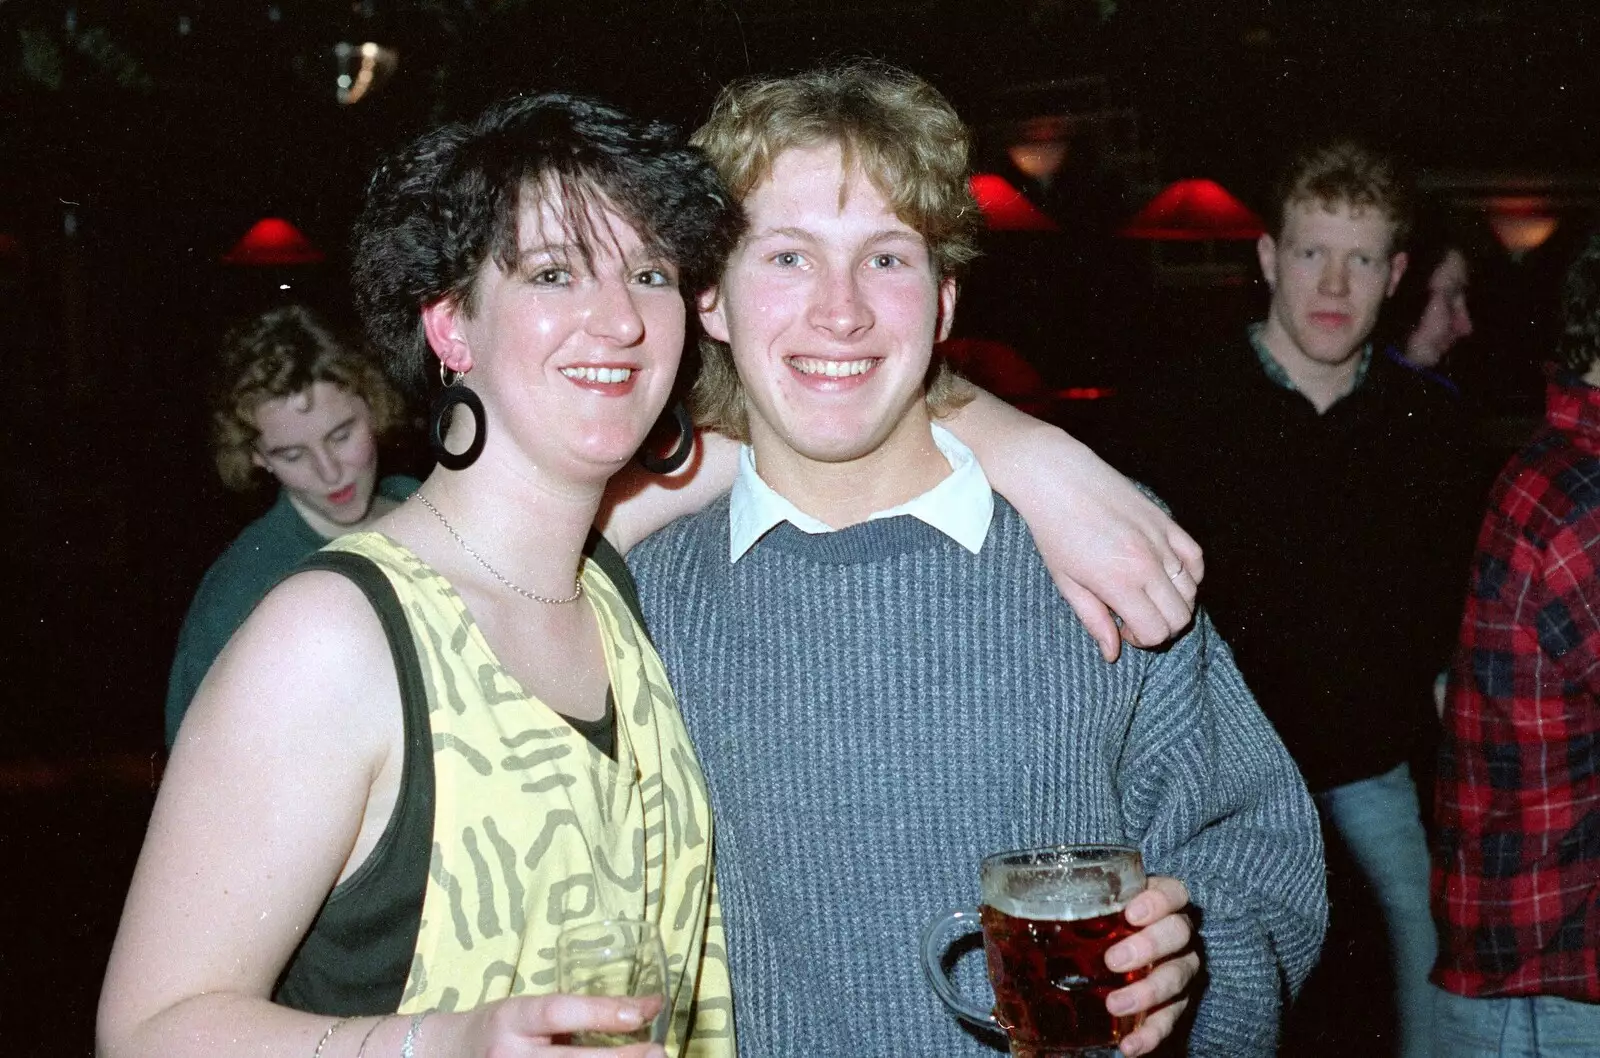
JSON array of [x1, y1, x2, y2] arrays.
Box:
[[1486, 197, 1559, 256], [1119, 179, 1265, 241], [222, 218, 325, 265], [969, 174, 1058, 232]]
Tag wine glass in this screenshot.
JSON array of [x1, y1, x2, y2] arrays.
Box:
[[555, 918, 670, 1046]]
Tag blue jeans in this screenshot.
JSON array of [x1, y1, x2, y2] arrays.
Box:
[[1435, 988, 1600, 1057], [1316, 762, 1437, 1058]]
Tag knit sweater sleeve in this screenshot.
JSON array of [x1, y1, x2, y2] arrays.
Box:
[[1118, 610, 1328, 1057]]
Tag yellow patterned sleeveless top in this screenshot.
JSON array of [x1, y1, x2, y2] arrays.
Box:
[[327, 532, 733, 1056]]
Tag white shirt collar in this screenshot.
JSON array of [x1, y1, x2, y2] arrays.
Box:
[[727, 423, 994, 562]]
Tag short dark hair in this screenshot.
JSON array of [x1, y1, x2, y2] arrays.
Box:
[[1272, 138, 1414, 252], [211, 304, 404, 490], [1379, 204, 1476, 344], [351, 92, 744, 392], [1557, 232, 1600, 374]]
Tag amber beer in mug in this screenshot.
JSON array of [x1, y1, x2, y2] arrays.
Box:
[[981, 898, 1144, 1048], [922, 844, 1148, 1058]]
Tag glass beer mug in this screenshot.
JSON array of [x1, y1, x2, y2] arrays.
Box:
[[921, 844, 1148, 1058]]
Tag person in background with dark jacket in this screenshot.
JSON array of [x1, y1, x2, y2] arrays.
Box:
[[1104, 138, 1481, 1058], [164, 304, 418, 746]]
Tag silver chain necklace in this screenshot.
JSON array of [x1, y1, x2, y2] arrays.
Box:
[[412, 493, 583, 605]]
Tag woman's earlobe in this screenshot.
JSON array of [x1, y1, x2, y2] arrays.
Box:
[[420, 297, 474, 373]]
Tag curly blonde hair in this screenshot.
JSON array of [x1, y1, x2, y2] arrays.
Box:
[[211, 305, 404, 491], [1273, 138, 1414, 251], [688, 60, 979, 440]]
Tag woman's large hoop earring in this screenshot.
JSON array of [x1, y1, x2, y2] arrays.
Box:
[[638, 400, 694, 475], [429, 367, 487, 471]]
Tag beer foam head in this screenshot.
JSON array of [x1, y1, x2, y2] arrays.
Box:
[[981, 845, 1143, 921]]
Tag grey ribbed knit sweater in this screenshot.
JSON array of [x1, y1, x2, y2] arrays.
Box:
[[631, 496, 1326, 1057]]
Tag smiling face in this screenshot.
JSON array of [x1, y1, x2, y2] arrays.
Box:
[[423, 187, 686, 484], [1257, 200, 1407, 379], [700, 142, 955, 483], [1406, 248, 1473, 368], [250, 381, 380, 532]]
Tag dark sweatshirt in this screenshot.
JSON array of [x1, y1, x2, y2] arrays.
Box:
[[1100, 334, 1479, 792]]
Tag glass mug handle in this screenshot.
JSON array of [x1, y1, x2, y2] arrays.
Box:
[[919, 907, 998, 1028]]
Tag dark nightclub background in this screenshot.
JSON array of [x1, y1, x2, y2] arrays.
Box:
[[2, 1, 1598, 1051]]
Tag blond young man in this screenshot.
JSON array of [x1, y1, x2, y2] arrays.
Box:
[[626, 62, 1327, 1058]]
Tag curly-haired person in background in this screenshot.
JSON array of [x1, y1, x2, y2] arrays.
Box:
[[163, 304, 418, 746]]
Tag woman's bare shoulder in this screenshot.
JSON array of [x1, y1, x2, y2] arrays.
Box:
[[177, 566, 402, 764]]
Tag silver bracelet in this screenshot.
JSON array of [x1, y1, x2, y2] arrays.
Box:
[[400, 1011, 432, 1058], [312, 1017, 352, 1058]]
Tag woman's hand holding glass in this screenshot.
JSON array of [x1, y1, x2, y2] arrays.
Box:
[[403, 920, 668, 1056], [420, 993, 666, 1058], [555, 919, 671, 1047]]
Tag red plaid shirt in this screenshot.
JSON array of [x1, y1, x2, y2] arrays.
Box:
[[1433, 368, 1600, 1001]]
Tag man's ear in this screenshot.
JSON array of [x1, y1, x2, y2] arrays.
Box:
[[420, 297, 474, 374], [1256, 233, 1278, 292], [935, 277, 958, 343], [698, 286, 730, 343], [1385, 250, 1410, 298]]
